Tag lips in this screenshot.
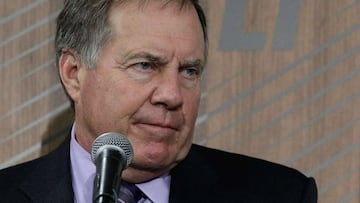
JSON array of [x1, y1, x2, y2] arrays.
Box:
[[130, 108, 185, 138], [142, 121, 180, 131], [131, 116, 183, 138], [132, 123, 177, 139], [136, 120, 181, 132]]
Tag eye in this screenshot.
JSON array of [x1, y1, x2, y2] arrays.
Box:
[[181, 67, 200, 80], [125, 61, 156, 80], [133, 62, 152, 72]]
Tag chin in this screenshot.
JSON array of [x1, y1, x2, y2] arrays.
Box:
[[122, 147, 190, 183], [133, 142, 173, 162], [122, 165, 169, 183], [133, 153, 174, 170], [131, 148, 184, 171], [121, 156, 175, 183]]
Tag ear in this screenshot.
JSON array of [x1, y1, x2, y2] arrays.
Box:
[[58, 50, 82, 104]]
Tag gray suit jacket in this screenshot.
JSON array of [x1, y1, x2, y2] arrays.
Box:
[[0, 135, 317, 202]]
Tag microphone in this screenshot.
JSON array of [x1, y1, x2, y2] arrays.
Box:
[[91, 132, 134, 203]]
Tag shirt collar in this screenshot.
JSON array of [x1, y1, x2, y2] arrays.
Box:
[[137, 173, 171, 203], [70, 124, 95, 203]]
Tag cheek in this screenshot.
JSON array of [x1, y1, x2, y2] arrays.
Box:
[[179, 90, 200, 143], [79, 74, 146, 133], [184, 90, 201, 122]]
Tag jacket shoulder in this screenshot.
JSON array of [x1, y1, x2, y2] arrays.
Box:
[[171, 144, 317, 202], [0, 136, 74, 202], [191, 144, 307, 178], [191, 145, 306, 174]]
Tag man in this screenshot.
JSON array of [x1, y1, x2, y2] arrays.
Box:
[[0, 0, 317, 202]]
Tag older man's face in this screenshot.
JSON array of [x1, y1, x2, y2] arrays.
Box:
[[73, 1, 205, 182]]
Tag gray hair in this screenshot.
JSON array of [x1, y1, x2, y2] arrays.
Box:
[[55, 0, 207, 109], [55, 0, 208, 69]]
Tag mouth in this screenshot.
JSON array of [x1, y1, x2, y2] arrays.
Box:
[[147, 122, 180, 131], [133, 122, 180, 138]]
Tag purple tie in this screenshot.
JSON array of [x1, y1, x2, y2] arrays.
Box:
[[118, 182, 143, 203]]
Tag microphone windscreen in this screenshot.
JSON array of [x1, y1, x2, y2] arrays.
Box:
[[91, 132, 134, 168]]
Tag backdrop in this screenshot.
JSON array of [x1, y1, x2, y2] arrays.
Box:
[[1, 0, 359, 202]]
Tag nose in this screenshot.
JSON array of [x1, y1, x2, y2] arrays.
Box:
[[150, 72, 183, 110]]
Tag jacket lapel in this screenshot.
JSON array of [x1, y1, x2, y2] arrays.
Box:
[[18, 135, 74, 202], [169, 144, 220, 203]]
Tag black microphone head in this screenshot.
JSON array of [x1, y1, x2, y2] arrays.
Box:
[[91, 132, 134, 168]]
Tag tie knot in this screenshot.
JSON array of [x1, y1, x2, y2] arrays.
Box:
[[118, 182, 143, 203]]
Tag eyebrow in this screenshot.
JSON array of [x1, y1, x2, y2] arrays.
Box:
[[180, 59, 204, 69], [125, 52, 168, 65], [124, 51, 204, 70]]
